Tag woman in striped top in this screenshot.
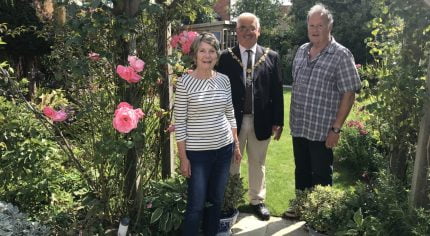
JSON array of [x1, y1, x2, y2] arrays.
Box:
[[175, 33, 242, 236]]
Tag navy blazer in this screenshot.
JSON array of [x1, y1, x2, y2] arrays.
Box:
[[216, 45, 284, 140]]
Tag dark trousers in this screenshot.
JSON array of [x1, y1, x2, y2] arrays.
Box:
[[181, 143, 233, 236], [292, 137, 333, 191]]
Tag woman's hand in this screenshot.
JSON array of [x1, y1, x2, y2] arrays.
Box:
[[180, 157, 191, 178]]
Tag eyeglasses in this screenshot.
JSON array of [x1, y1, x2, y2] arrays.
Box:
[[307, 24, 328, 31], [237, 26, 258, 33]]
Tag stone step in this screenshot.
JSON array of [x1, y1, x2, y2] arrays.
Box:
[[232, 213, 308, 236]]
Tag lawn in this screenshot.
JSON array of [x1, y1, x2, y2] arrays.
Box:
[[239, 88, 295, 216]]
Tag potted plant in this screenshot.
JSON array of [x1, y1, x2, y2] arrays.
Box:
[[217, 173, 246, 236]]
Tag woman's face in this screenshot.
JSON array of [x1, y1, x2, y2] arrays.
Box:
[[195, 41, 218, 71]]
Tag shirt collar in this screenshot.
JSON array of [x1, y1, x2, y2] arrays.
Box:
[[239, 44, 257, 55], [307, 36, 337, 55]]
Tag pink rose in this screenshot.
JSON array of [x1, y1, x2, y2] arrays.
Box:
[[171, 35, 180, 48], [43, 106, 56, 118], [116, 65, 141, 83], [128, 55, 145, 72], [53, 110, 68, 122], [170, 31, 198, 54], [43, 106, 68, 122], [117, 102, 134, 110], [355, 64, 362, 69], [181, 41, 192, 54], [134, 108, 145, 119], [113, 103, 145, 133], [113, 108, 139, 133], [88, 52, 100, 61]]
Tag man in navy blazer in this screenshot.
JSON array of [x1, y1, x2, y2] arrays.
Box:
[[216, 12, 284, 221]]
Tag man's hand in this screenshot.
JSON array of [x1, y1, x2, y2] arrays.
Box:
[[234, 145, 242, 164], [272, 125, 283, 140], [325, 131, 340, 149]]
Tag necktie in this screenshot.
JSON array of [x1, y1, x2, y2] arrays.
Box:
[[246, 50, 253, 86], [244, 49, 253, 114]]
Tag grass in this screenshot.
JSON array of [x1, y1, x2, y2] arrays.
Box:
[[238, 89, 295, 216]]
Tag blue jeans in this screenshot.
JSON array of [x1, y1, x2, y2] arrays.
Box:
[[181, 143, 233, 236]]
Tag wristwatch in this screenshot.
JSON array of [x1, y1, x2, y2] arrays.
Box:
[[331, 127, 341, 134]]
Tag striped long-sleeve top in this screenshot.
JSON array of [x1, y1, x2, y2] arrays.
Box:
[[174, 72, 237, 151]]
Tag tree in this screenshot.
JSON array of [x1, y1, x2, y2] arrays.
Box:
[[410, 0, 430, 209], [362, 0, 429, 182]]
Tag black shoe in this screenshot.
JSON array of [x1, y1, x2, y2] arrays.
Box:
[[282, 208, 298, 220], [251, 203, 270, 221]]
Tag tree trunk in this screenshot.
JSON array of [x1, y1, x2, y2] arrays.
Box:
[[389, 139, 408, 181], [410, 55, 430, 209]]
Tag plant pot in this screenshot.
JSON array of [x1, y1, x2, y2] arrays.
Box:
[[217, 209, 239, 236]]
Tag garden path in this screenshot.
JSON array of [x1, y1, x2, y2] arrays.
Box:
[[232, 213, 308, 236]]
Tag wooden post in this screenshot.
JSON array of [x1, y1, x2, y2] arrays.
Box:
[[158, 16, 174, 179]]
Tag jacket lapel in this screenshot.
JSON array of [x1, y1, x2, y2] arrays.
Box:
[[232, 45, 245, 87], [253, 45, 264, 81]]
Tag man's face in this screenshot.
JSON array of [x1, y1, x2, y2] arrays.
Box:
[[307, 13, 331, 46], [236, 17, 260, 49]]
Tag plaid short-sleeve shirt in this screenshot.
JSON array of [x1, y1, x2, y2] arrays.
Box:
[[290, 38, 361, 141]]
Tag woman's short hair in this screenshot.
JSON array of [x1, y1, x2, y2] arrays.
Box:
[[307, 3, 334, 28], [189, 32, 221, 62]]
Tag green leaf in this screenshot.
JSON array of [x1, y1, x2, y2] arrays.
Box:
[[161, 212, 171, 232], [353, 208, 363, 226], [371, 29, 379, 36], [150, 208, 163, 224]]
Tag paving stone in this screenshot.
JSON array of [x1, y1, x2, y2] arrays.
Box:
[[232, 213, 308, 236]]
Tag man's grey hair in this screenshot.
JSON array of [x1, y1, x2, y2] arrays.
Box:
[[237, 12, 261, 29], [307, 3, 334, 28]]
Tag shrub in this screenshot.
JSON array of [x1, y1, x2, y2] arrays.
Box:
[[289, 185, 354, 234], [335, 120, 384, 178], [0, 96, 82, 223], [0, 201, 50, 235], [338, 171, 430, 235]]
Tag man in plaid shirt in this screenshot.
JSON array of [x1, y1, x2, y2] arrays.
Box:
[[289, 3, 361, 193]]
